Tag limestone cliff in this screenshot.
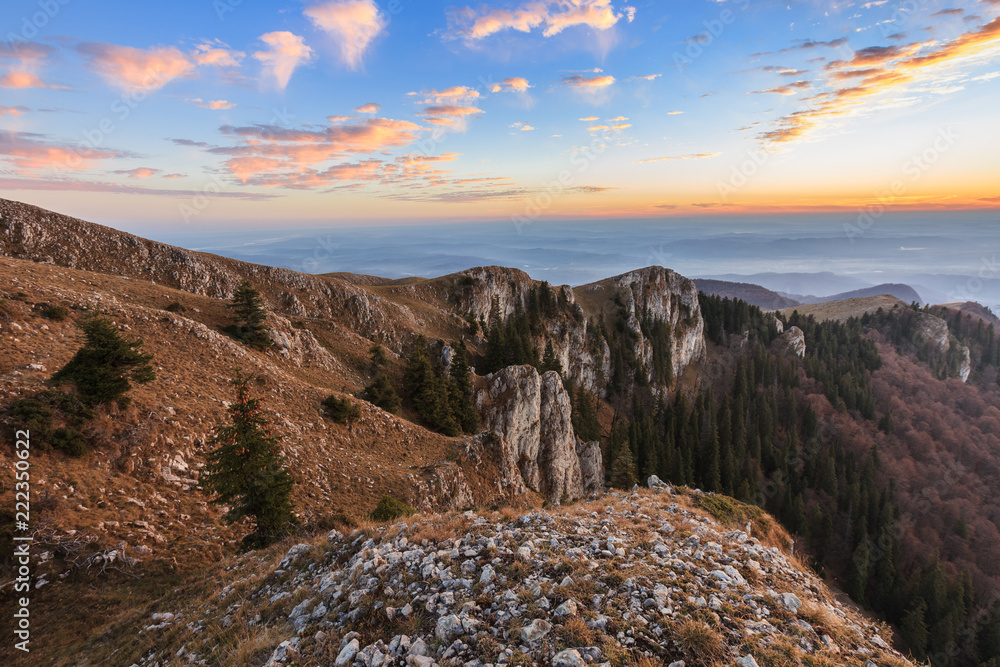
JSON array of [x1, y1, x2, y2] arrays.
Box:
[[473, 365, 601, 502]]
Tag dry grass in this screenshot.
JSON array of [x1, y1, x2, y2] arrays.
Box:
[[671, 618, 727, 666], [556, 616, 597, 648]]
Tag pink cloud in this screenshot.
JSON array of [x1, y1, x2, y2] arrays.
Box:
[[186, 98, 237, 110], [0, 105, 29, 116], [356, 102, 380, 113], [562, 73, 615, 88], [412, 86, 481, 104], [447, 0, 625, 41], [305, 0, 385, 69], [193, 41, 244, 68], [78, 43, 196, 91], [0, 131, 127, 171], [0, 71, 50, 89], [114, 167, 160, 179], [254, 31, 314, 90]]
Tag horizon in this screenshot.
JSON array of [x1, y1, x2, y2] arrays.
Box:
[[1, 0, 998, 228]]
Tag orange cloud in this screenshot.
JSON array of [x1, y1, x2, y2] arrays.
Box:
[[490, 77, 531, 93], [186, 98, 237, 110], [760, 16, 1000, 146], [447, 0, 624, 41], [356, 102, 380, 113], [305, 0, 384, 69], [754, 80, 811, 95], [78, 43, 196, 91], [0, 71, 49, 88], [0, 131, 127, 171], [0, 105, 29, 116], [0, 41, 57, 89], [412, 86, 481, 104], [563, 73, 615, 88], [254, 31, 314, 90], [634, 152, 721, 163]]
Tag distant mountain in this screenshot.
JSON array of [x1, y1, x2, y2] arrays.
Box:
[[791, 283, 924, 305], [694, 278, 800, 310], [704, 271, 871, 297]]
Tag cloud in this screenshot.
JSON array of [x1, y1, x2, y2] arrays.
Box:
[[490, 76, 532, 93], [412, 86, 481, 104], [572, 185, 614, 193], [170, 138, 211, 147], [0, 131, 133, 171], [0, 105, 30, 116], [579, 115, 599, 121], [611, 123, 630, 129], [113, 167, 160, 179], [931, 8, 965, 17], [0, 41, 57, 89], [587, 125, 609, 131], [779, 37, 850, 53], [209, 116, 426, 187], [186, 98, 237, 110], [305, 0, 384, 69], [356, 102, 380, 113], [562, 73, 615, 88], [629, 73, 661, 81], [0, 176, 274, 199], [509, 122, 535, 131], [254, 31, 314, 90], [667, 110, 684, 115], [759, 16, 1000, 146], [192, 41, 245, 67], [753, 80, 812, 95], [420, 105, 485, 128], [446, 0, 625, 41], [0, 71, 50, 88], [634, 152, 721, 163], [77, 43, 196, 91]]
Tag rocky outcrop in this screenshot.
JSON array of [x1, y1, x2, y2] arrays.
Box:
[[914, 312, 971, 382], [455, 266, 537, 322], [772, 326, 806, 358], [474, 365, 586, 502], [125, 492, 919, 667], [576, 439, 604, 497]]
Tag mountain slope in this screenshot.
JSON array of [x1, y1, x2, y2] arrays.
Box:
[[695, 278, 801, 311]]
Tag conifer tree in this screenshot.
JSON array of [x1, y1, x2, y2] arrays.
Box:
[[362, 372, 400, 413], [201, 370, 296, 550], [226, 280, 272, 349], [448, 340, 479, 433], [571, 385, 601, 442], [610, 439, 638, 489], [52, 316, 155, 407], [542, 340, 562, 374], [405, 336, 459, 436]]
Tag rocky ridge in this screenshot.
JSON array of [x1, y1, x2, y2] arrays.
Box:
[[116, 485, 913, 667]]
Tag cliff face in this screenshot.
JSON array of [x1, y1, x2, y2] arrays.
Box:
[[914, 312, 971, 382], [474, 365, 602, 502]]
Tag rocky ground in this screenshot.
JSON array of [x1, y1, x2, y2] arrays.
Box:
[[104, 484, 911, 667]]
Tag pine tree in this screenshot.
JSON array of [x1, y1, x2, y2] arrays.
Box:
[[610, 440, 638, 489], [405, 337, 459, 436], [571, 385, 601, 442], [901, 600, 929, 661], [200, 370, 296, 550], [52, 316, 155, 407], [448, 340, 479, 433], [369, 343, 390, 369], [542, 340, 562, 374], [226, 280, 271, 349], [362, 371, 400, 413]]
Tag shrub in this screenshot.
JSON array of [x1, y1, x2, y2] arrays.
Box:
[[361, 372, 400, 413], [370, 495, 414, 522], [671, 619, 725, 666], [7, 397, 54, 438], [322, 395, 360, 424], [42, 305, 70, 321], [51, 427, 88, 457], [164, 302, 185, 313]]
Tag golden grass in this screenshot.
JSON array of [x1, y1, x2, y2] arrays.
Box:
[[671, 618, 727, 666]]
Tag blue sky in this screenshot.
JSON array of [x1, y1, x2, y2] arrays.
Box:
[[1, 0, 998, 230]]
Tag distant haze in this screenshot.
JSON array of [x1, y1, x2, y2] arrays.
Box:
[[156, 211, 1000, 311]]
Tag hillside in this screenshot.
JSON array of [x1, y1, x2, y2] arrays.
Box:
[[3, 198, 1000, 666], [694, 279, 800, 311], [810, 284, 923, 306], [779, 295, 908, 322]]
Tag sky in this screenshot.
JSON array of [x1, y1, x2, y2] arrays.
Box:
[[0, 0, 998, 231]]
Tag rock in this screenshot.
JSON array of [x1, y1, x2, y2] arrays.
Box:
[[279, 544, 311, 569], [479, 565, 495, 584], [737, 656, 759, 667], [554, 599, 578, 618], [772, 326, 806, 358], [335, 639, 359, 666], [408, 638, 430, 657], [552, 649, 586, 667], [647, 475, 671, 491], [406, 656, 435, 667], [778, 592, 802, 613], [475, 365, 585, 502], [668, 662, 686, 667], [435, 615, 465, 641], [151, 612, 174, 623], [521, 618, 552, 643], [576, 439, 605, 496]]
